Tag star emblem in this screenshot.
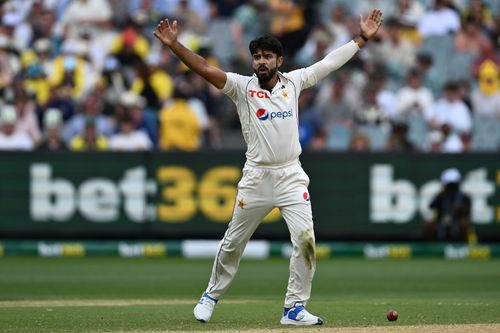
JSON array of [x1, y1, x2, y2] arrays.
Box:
[[281, 90, 288, 99], [237, 198, 246, 209]]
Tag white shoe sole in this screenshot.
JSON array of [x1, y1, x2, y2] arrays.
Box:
[[280, 317, 323, 326]]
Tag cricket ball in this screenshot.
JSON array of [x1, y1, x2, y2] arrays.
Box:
[[387, 310, 398, 321]]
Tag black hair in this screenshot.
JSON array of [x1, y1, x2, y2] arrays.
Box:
[[249, 35, 283, 57]]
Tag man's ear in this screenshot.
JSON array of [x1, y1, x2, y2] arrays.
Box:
[[277, 56, 284, 67]]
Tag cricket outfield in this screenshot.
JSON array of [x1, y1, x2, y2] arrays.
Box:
[[0, 257, 499, 332]]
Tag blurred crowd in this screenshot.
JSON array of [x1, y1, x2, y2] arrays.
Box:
[[1, 0, 500, 153]]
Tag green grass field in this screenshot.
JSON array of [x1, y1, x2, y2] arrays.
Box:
[[0, 257, 499, 332]]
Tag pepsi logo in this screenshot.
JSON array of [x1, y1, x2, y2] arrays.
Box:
[[303, 192, 310, 201], [256, 108, 269, 121]]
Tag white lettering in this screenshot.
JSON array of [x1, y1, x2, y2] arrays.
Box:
[[79, 180, 119, 222], [370, 165, 417, 223], [30, 164, 76, 221]]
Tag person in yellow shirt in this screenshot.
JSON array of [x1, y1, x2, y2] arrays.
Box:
[[159, 88, 201, 151], [69, 117, 108, 151], [131, 54, 173, 110], [110, 18, 150, 66]]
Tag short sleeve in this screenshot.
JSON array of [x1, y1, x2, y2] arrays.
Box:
[[221, 72, 247, 101]]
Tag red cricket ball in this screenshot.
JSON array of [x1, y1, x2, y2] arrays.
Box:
[[387, 309, 398, 321]]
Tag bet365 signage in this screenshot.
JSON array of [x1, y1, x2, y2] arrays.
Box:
[[30, 163, 281, 224], [370, 165, 498, 224]]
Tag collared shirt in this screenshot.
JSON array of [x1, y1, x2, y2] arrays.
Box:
[[221, 70, 316, 166]]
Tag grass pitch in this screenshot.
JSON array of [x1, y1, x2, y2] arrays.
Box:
[[0, 257, 499, 332]]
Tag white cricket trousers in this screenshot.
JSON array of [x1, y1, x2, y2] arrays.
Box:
[[205, 160, 316, 308]]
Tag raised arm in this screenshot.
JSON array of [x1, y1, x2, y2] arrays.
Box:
[[303, 9, 384, 87], [153, 19, 227, 89]]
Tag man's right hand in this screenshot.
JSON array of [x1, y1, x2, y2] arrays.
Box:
[[153, 19, 178, 48]]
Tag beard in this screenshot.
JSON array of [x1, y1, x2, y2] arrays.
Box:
[[255, 65, 277, 83]]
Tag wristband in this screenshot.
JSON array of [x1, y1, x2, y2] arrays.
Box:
[[360, 34, 369, 42]]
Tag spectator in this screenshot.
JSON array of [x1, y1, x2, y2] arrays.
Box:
[[350, 132, 370, 151], [386, 121, 415, 152], [119, 91, 157, 145], [0, 34, 20, 92], [159, 87, 203, 152], [49, 39, 97, 99], [63, 90, 114, 144], [354, 85, 390, 126], [424, 81, 472, 135], [57, 0, 112, 39], [69, 116, 109, 151], [36, 108, 68, 151], [395, 68, 434, 118], [316, 75, 357, 129], [268, 0, 308, 59], [424, 168, 472, 242], [131, 54, 174, 110], [471, 59, 500, 117], [370, 17, 416, 84], [109, 112, 152, 151], [13, 91, 41, 143], [297, 88, 322, 149], [391, 0, 425, 28], [110, 17, 150, 67], [0, 105, 33, 150], [418, 0, 461, 38]]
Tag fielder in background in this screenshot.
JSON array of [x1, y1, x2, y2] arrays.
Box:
[[153, 8, 383, 326]]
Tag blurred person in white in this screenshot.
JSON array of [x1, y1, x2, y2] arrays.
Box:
[[36, 108, 68, 151], [418, 0, 461, 38], [56, 0, 112, 39], [395, 68, 434, 118], [369, 17, 416, 86], [424, 81, 471, 138], [0, 34, 20, 92], [354, 84, 391, 127], [109, 111, 152, 151], [372, 71, 397, 119], [471, 60, 500, 117], [0, 105, 33, 150], [172, 0, 206, 35], [391, 0, 425, 27], [324, 3, 351, 50], [119, 91, 157, 145], [127, 0, 210, 25], [1, 2, 33, 51], [295, 27, 334, 67], [315, 73, 358, 130], [13, 91, 41, 144]]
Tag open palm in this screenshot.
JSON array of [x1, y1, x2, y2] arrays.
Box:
[[153, 19, 178, 47], [360, 9, 383, 39]]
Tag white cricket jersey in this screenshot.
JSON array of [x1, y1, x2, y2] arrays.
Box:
[[221, 69, 319, 166]]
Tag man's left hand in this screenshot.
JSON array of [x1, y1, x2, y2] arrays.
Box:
[[359, 8, 383, 40]]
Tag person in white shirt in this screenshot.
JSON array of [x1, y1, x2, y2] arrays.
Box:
[[109, 112, 152, 151], [396, 68, 434, 118], [424, 81, 472, 134], [418, 0, 461, 38], [153, 9, 383, 326], [0, 105, 33, 151]]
